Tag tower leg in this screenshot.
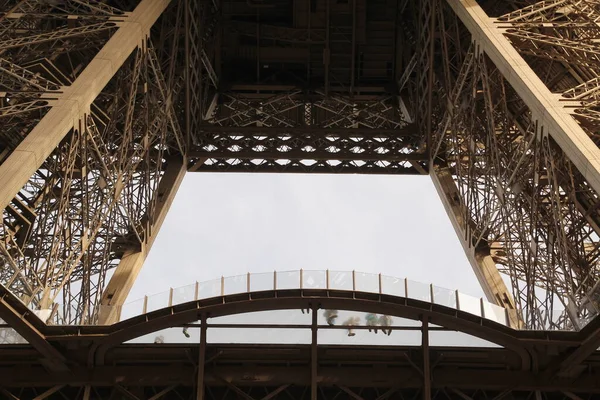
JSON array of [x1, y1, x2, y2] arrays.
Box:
[[98, 157, 186, 324]]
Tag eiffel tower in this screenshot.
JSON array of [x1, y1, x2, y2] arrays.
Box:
[[1, 0, 600, 342], [5, 1, 600, 397]]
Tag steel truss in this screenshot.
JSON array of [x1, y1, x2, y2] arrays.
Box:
[[2, 278, 600, 398], [428, 0, 600, 330], [1, 326, 600, 399], [0, 0, 183, 325], [190, 90, 423, 174], [2, 0, 600, 331]]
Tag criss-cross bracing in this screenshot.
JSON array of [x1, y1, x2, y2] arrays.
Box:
[[1, 0, 600, 332]]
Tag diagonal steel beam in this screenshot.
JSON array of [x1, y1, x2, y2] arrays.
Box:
[[0, 388, 20, 400], [430, 167, 519, 326], [212, 375, 254, 400], [558, 320, 600, 376], [0, 283, 67, 371], [148, 385, 178, 400], [261, 385, 291, 400], [115, 385, 141, 400], [446, 0, 600, 197], [338, 386, 364, 400], [32, 385, 65, 400], [0, 0, 172, 215], [98, 157, 186, 324]]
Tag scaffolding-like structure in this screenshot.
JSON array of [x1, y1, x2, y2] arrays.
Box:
[[2, 0, 600, 396]]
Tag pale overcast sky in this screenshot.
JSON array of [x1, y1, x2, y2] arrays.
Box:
[[128, 173, 486, 302]]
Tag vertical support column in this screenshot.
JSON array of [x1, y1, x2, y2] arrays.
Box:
[[311, 303, 318, 400], [183, 0, 191, 148], [197, 313, 207, 400], [422, 315, 431, 400], [324, 0, 330, 96]]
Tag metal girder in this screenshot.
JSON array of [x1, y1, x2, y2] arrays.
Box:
[[0, 0, 172, 214], [191, 121, 425, 174], [430, 167, 519, 326], [2, 0, 600, 335], [98, 157, 186, 324], [0, 283, 67, 371], [1, 324, 599, 397], [0, 0, 184, 325], [80, 289, 531, 368], [3, 362, 600, 393], [198, 314, 207, 400], [194, 125, 417, 137], [446, 0, 600, 197], [428, 1, 600, 329], [422, 316, 431, 400], [311, 305, 318, 400], [558, 317, 600, 377]]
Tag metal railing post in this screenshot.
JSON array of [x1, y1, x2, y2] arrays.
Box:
[[480, 298, 485, 318], [430, 284, 434, 303], [455, 290, 460, 311]]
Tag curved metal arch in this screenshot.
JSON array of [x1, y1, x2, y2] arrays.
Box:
[[80, 288, 535, 369]]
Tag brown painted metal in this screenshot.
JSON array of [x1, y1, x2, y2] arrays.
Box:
[[1, 0, 600, 352], [1, 343, 599, 396]]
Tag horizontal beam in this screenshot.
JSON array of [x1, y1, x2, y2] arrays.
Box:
[[227, 85, 389, 96], [0, 0, 171, 213], [2, 365, 600, 392], [190, 150, 425, 163], [195, 125, 418, 137], [445, 0, 600, 197], [190, 161, 426, 175]]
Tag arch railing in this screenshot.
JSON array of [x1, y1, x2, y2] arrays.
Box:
[[0, 270, 576, 346], [110, 270, 568, 330]]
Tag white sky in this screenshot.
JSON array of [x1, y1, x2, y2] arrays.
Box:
[[128, 173, 486, 302]]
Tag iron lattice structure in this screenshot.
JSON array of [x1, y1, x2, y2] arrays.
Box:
[[2, 284, 600, 399], [1, 0, 600, 331]]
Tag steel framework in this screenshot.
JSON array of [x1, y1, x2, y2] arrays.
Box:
[[2, 284, 600, 399], [1, 0, 600, 332]]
